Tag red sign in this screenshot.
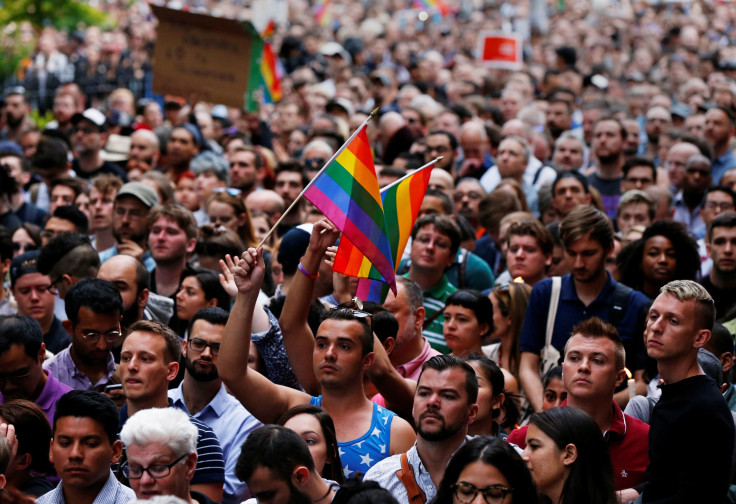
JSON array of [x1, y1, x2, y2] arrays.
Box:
[[477, 31, 522, 70]]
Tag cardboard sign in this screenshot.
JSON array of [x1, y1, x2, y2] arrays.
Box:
[[152, 5, 262, 110], [476, 31, 523, 70]]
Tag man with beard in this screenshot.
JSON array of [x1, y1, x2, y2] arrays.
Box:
[[587, 117, 627, 218], [0, 88, 32, 143], [146, 204, 197, 298], [43, 278, 122, 392], [0, 315, 72, 424], [169, 307, 261, 504], [705, 106, 736, 184], [364, 355, 478, 502], [99, 181, 159, 272], [164, 125, 201, 184], [71, 109, 128, 182], [236, 425, 338, 504], [519, 206, 650, 412], [546, 97, 574, 141], [228, 146, 262, 197], [673, 154, 713, 239], [126, 129, 160, 178], [551, 133, 587, 172], [642, 106, 672, 161], [97, 254, 174, 332]]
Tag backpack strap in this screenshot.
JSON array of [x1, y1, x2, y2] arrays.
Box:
[[395, 452, 427, 504], [456, 249, 469, 289], [609, 282, 633, 328]]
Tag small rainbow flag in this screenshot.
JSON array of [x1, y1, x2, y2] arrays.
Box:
[[259, 22, 283, 104], [412, 0, 449, 16], [303, 119, 397, 294], [314, 0, 332, 27], [334, 160, 436, 303]]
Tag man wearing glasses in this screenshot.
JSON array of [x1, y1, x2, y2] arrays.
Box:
[[38, 390, 135, 504], [70, 108, 128, 182], [43, 278, 122, 392], [169, 307, 261, 504], [0, 315, 72, 424], [98, 181, 160, 272], [424, 130, 458, 175], [697, 185, 736, 276], [121, 407, 217, 504]]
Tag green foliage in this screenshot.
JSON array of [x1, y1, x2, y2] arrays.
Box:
[[29, 108, 54, 129], [0, 0, 112, 31]]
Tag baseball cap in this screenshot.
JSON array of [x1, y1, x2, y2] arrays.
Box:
[[115, 182, 159, 208], [72, 108, 107, 131], [10, 250, 41, 287]]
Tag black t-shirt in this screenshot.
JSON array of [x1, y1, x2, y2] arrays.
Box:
[[643, 375, 734, 503], [72, 158, 129, 182], [700, 275, 736, 320]]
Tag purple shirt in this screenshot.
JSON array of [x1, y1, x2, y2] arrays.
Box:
[[0, 370, 72, 425], [43, 346, 116, 392]]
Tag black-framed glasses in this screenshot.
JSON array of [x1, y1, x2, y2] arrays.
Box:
[[451, 482, 514, 504], [47, 276, 64, 296], [121, 453, 188, 480], [188, 338, 221, 356], [80, 329, 122, 343]]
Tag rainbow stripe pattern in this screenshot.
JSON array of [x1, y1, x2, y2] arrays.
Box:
[[335, 162, 434, 303], [304, 124, 397, 294], [259, 22, 283, 104]]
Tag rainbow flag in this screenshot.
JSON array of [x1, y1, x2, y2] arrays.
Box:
[[314, 0, 332, 27], [259, 22, 283, 104], [412, 0, 449, 16], [334, 161, 435, 303], [303, 121, 397, 294]]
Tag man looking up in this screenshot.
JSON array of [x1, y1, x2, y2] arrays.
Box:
[[508, 317, 650, 491], [519, 206, 650, 412], [147, 204, 198, 298], [639, 280, 734, 503], [9, 250, 69, 354], [121, 407, 218, 504], [119, 320, 226, 502], [0, 315, 72, 424], [37, 390, 134, 504], [43, 278, 122, 391], [98, 181, 159, 272], [364, 356, 478, 502], [219, 231, 415, 479], [169, 307, 261, 504]]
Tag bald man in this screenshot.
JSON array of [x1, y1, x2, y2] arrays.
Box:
[[456, 122, 492, 178]]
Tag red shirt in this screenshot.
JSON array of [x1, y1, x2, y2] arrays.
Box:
[[507, 401, 649, 490]]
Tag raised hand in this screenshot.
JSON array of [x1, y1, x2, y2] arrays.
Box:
[[231, 247, 265, 295], [0, 422, 18, 462], [218, 254, 239, 299], [307, 219, 340, 254]]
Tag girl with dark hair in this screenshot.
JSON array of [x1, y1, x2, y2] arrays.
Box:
[[617, 221, 700, 298], [277, 405, 344, 484], [464, 355, 507, 439], [522, 408, 616, 504], [11, 222, 42, 258], [443, 290, 493, 357], [432, 436, 538, 504], [174, 269, 230, 337], [541, 366, 566, 411]]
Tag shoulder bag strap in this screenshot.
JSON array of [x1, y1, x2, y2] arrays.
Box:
[[395, 452, 427, 504]]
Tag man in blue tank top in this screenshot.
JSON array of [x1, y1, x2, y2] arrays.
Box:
[[218, 222, 416, 479]]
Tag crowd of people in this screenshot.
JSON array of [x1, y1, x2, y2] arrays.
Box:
[[2, 0, 736, 503]]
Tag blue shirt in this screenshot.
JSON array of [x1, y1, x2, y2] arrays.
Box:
[[170, 382, 262, 504], [99, 244, 156, 272], [519, 273, 650, 371], [36, 470, 135, 504], [712, 149, 736, 184], [310, 396, 394, 478]]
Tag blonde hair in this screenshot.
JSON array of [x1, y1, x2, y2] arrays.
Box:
[[660, 280, 715, 331]]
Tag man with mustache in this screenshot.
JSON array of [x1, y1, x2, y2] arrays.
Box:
[[169, 307, 261, 504], [363, 355, 478, 503]]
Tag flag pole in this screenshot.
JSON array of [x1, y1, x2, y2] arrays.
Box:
[[256, 108, 379, 249], [378, 157, 441, 193]]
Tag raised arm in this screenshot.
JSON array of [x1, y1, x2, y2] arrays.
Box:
[[219, 247, 309, 423], [366, 334, 417, 422], [279, 220, 340, 395]]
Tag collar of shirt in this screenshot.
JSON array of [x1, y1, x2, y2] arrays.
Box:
[[67, 348, 116, 382], [559, 271, 616, 303], [170, 381, 229, 418], [36, 370, 65, 412], [397, 338, 438, 379], [424, 274, 454, 300]]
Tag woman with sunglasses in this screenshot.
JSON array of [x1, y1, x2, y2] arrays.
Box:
[[522, 408, 616, 504], [11, 223, 42, 258], [432, 436, 538, 504], [443, 290, 493, 358]]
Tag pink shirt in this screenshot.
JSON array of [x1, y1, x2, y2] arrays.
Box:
[[372, 338, 441, 407]]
